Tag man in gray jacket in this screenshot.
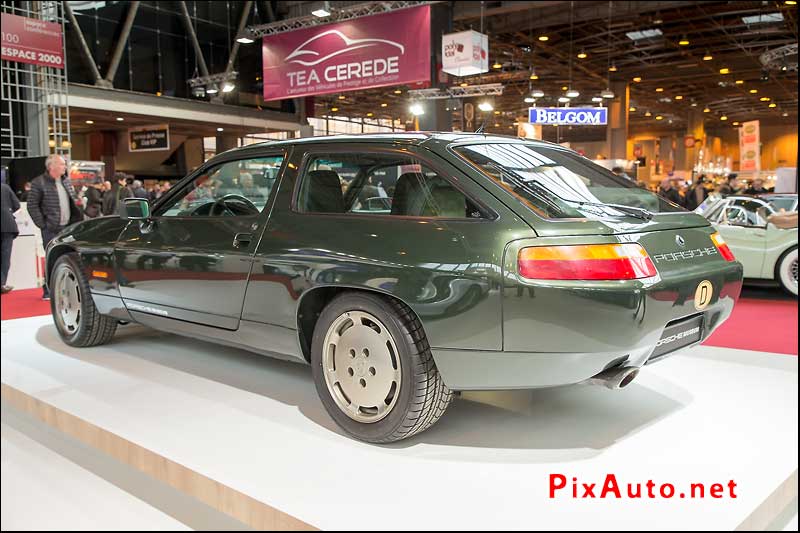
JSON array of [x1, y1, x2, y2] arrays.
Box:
[[27, 154, 82, 299], [1, 179, 20, 294]]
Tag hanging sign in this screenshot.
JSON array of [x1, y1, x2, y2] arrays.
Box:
[[1, 13, 64, 69], [738, 120, 760, 173], [528, 107, 607, 125], [442, 30, 488, 76], [128, 124, 170, 152], [262, 5, 430, 101]]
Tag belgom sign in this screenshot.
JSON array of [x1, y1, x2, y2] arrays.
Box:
[[529, 107, 608, 126], [1, 13, 64, 69], [262, 5, 430, 101], [129, 124, 170, 152]]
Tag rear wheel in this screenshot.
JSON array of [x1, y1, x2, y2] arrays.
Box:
[[311, 292, 452, 443], [51, 254, 118, 346], [776, 247, 798, 297]]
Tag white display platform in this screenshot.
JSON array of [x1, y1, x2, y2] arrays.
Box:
[[1, 315, 797, 530]]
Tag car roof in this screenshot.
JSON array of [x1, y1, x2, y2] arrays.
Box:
[[222, 132, 562, 155]]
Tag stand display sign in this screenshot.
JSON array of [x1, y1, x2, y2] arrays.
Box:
[[262, 5, 430, 101], [442, 30, 488, 76], [129, 124, 170, 152], [528, 107, 607, 125], [68, 160, 105, 188], [1, 13, 64, 69], [738, 120, 760, 173]]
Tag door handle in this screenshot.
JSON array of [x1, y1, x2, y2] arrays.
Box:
[[233, 233, 253, 248]]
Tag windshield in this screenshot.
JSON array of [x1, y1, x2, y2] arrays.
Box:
[[453, 143, 685, 220], [765, 196, 798, 213]]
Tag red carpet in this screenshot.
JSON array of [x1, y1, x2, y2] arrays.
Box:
[[0, 288, 52, 321], [703, 297, 798, 355], [1, 287, 797, 355]]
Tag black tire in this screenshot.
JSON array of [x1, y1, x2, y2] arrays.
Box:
[[50, 253, 118, 347], [775, 246, 798, 297], [311, 292, 452, 443]]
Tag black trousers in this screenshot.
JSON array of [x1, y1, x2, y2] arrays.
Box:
[[41, 227, 63, 296], [1, 233, 14, 286]]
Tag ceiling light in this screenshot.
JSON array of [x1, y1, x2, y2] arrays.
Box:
[[48, 139, 56, 148], [222, 82, 235, 93], [719, 67, 730, 75], [655, 115, 663, 120], [691, 102, 698, 107], [655, 87, 664, 92], [735, 80, 744, 84], [206, 86, 219, 94], [538, 35, 549, 41], [492, 62, 502, 69], [380, 103, 388, 107], [478, 101, 494, 112], [366, 112, 374, 117], [236, 35, 254, 44], [394, 89, 402, 94], [782, 111, 789, 116], [217, 127, 224, 132], [409, 103, 424, 116], [558, 96, 570, 103], [493, 110, 501, 115], [494, 123, 500, 127], [678, 36, 690, 46], [750, 89, 758, 94], [760, 97, 771, 101], [116, 117, 124, 121], [786, 1, 797, 5], [703, 51, 713, 61], [720, 116, 727, 120], [524, 97, 535, 103], [608, 64, 618, 72], [561, 86, 568, 91], [768, 103, 777, 108], [566, 89, 580, 98], [632, 77, 642, 83], [85, 120, 94, 124], [674, 95, 683, 100], [338, 95, 346, 100], [601, 88, 615, 99], [591, 96, 603, 103], [645, 111, 652, 117], [331, 106, 339, 112], [577, 50, 587, 59], [531, 89, 545, 98], [460, 82, 469, 87], [629, 106, 636, 112], [311, 5, 331, 18], [733, 121, 740, 125], [529, 71, 538, 80], [703, 107, 711, 112]]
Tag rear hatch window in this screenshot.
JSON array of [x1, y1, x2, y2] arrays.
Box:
[[454, 142, 684, 221]]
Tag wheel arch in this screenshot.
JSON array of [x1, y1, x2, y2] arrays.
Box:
[[46, 244, 78, 287], [295, 285, 425, 363], [774, 244, 798, 286]]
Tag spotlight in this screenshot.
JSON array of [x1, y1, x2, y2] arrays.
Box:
[[558, 96, 570, 103], [222, 82, 235, 93], [524, 97, 535, 103], [565, 88, 579, 98], [601, 88, 615, 99], [409, 103, 424, 116], [206, 86, 219, 94], [478, 101, 494, 112], [531, 89, 545, 98], [760, 70, 770, 81], [591, 96, 603, 103]]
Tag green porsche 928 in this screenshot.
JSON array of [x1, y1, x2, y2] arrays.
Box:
[[46, 133, 744, 443]]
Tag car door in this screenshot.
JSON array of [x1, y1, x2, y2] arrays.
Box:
[[714, 198, 768, 277], [114, 152, 286, 329]]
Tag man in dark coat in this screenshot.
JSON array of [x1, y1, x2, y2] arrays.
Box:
[[26, 154, 82, 299], [657, 178, 684, 207], [1, 180, 20, 294], [103, 172, 133, 215]]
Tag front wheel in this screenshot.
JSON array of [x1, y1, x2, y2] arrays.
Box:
[[776, 247, 798, 297], [50, 253, 118, 346], [311, 292, 452, 443]]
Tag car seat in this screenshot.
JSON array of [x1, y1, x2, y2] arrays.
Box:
[[304, 169, 345, 213], [391, 173, 466, 217]]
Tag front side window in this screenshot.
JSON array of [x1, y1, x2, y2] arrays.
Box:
[[158, 155, 284, 217], [296, 152, 483, 218], [722, 199, 769, 226], [454, 143, 684, 220]]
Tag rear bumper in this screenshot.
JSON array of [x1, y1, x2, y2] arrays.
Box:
[[431, 236, 743, 391]]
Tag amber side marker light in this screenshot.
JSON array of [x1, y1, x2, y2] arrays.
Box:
[[710, 232, 736, 261], [92, 270, 109, 279], [518, 243, 657, 280]]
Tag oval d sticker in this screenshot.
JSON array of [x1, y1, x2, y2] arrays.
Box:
[[694, 280, 714, 311]]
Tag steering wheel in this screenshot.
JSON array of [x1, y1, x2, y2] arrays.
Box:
[[209, 194, 258, 216]]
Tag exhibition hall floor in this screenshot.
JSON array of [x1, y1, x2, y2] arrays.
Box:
[[1, 311, 797, 530]]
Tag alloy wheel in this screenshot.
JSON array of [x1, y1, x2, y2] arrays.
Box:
[[55, 266, 81, 334]]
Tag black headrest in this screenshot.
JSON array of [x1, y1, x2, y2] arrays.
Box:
[[305, 169, 344, 213], [390, 173, 425, 216]]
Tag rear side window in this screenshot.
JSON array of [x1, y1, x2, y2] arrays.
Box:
[[296, 152, 484, 218]]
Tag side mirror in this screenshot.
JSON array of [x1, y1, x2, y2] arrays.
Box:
[[120, 198, 150, 220]]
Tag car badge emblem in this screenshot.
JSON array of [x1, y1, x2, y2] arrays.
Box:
[[694, 280, 714, 311], [676, 235, 686, 248]]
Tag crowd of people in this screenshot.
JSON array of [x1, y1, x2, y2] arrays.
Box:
[[0, 155, 172, 297], [655, 174, 774, 210]]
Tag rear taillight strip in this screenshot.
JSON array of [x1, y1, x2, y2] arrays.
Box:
[[710, 232, 736, 262], [518, 243, 658, 281]]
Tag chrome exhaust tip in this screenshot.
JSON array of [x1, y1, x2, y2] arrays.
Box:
[[587, 366, 640, 390]]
